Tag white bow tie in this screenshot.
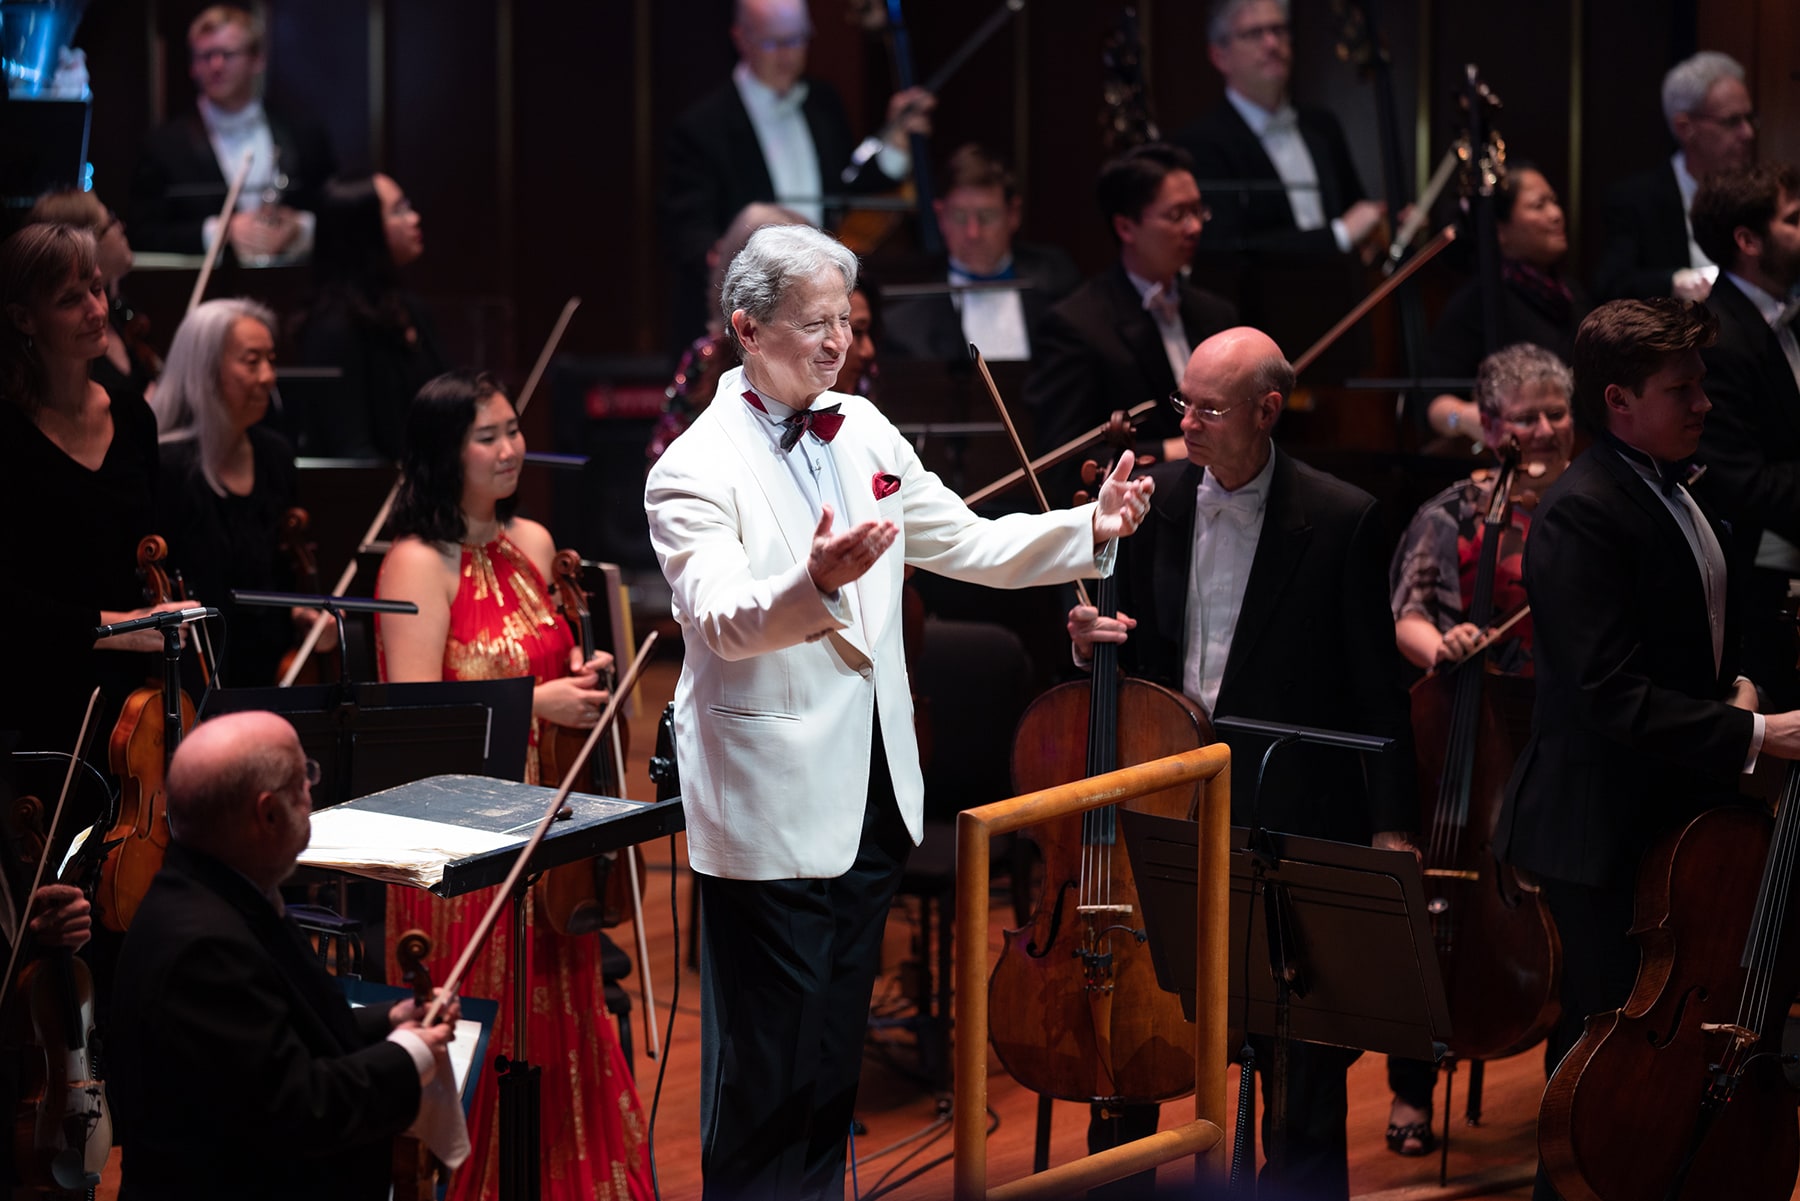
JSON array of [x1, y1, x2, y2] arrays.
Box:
[[1197, 487, 1261, 527]]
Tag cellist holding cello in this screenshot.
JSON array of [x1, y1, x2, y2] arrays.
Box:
[[1494, 299, 1800, 1201], [1069, 327, 1416, 1201]]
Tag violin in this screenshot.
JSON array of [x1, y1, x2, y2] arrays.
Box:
[[2, 694, 113, 1194], [275, 508, 339, 686], [97, 536, 196, 933], [392, 929, 447, 1201], [536, 551, 645, 936], [1411, 442, 1560, 1062]]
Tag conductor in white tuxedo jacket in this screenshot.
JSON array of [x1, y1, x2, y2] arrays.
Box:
[[646, 224, 1155, 1200]]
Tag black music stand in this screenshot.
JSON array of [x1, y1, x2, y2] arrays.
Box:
[[1119, 717, 1450, 1198], [306, 776, 685, 1201]]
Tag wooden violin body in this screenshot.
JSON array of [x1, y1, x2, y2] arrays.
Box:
[[1540, 803, 1800, 1201], [97, 536, 194, 933], [988, 667, 1211, 1105], [5, 789, 113, 1194], [391, 929, 447, 1201], [537, 550, 645, 936]]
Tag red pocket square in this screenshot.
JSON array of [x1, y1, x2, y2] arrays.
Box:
[[872, 472, 901, 500]]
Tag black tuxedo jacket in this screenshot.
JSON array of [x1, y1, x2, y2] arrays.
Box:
[[1174, 100, 1367, 259], [1114, 450, 1416, 842], [661, 76, 898, 342], [1497, 442, 1755, 889], [1693, 275, 1800, 550], [110, 844, 421, 1200], [1592, 160, 1690, 301], [1024, 262, 1236, 475], [128, 106, 336, 254], [880, 242, 1082, 363]]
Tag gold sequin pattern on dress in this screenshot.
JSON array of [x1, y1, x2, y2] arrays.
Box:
[[442, 539, 562, 682]]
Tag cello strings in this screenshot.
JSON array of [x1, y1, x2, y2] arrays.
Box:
[[1739, 769, 1800, 1034]]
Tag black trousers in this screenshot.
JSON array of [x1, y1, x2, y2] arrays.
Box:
[[696, 725, 911, 1201], [1530, 876, 1641, 1201]]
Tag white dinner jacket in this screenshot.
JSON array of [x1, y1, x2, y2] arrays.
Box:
[[646, 366, 1110, 879]]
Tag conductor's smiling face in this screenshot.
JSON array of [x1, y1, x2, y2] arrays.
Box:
[[734, 270, 853, 409]]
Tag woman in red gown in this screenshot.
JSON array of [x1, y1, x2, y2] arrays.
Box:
[[376, 369, 651, 1200]]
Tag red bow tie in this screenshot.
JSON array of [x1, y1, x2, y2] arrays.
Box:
[[745, 391, 845, 452]]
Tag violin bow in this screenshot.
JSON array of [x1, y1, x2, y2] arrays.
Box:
[[1384, 146, 1460, 275], [0, 689, 99, 1010], [1422, 603, 1533, 681], [960, 402, 1157, 510], [1292, 224, 1456, 376], [602, 663, 661, 1059], [280, 297, 581, 686], [186, 148, 254, 315], [424, 631, 659, 1026], [968, 345, 1093, 611]]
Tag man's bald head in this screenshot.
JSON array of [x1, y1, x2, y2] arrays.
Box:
[[167, 712, 312, 888], [1178, 326, 1292, 489]]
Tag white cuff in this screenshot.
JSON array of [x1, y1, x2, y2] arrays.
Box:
[[1745, 711, 1766, 774], [1330, 217, 1352, 254], [876, 141, 911, 181], [387, 1028, 437, 1083]]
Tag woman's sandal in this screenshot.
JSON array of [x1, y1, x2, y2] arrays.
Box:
[[1385, 1120, 1439, 1157]]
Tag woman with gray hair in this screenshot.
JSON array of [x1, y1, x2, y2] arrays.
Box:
[[152, 297, 308, 686]]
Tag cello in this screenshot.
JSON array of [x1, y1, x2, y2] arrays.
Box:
[[980, 366, 1211, 1115], [1411, 440, 1560, 1062], [1538, 775, 1800, 1200]]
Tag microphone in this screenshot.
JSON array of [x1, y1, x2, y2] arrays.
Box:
[[93, 607, 219, 638]]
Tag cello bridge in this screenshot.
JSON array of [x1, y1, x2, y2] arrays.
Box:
[[1076, 904, 1134, 916], [1421, 869, 1480, 880]]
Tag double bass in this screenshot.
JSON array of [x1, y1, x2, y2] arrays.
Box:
[[1411, 442, 1560, 1062], [988, 425, 1211, 1114]]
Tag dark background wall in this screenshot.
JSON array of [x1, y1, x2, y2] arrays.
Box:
[[64, 0, 1798, 380]]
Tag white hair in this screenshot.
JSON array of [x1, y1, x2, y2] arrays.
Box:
[[150, 297, 277, 496], [720, 224, 857, 349], [1661, 51, 1745, 136]]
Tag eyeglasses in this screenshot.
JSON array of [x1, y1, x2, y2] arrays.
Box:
[[1227, 20, 1291, 43], [192, 46, 251, 65], [385, 196, 416, 219], [1493, 405, 1571, 431], [1169, 390, 1256, 421], [942, 206, 1008, 229], [300, 758, 321, 788], [1690, 110, 1757, 131], [748, 31, 811, 52], [1149, 204, 1211, 226]]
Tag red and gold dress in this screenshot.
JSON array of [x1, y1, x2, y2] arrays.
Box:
[[377, 533, 652, 1200]]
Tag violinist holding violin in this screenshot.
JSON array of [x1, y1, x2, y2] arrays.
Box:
[[1069, 327, 1415, 1201], [0, 223, 189, 756], [374, 371, 652, 1201]]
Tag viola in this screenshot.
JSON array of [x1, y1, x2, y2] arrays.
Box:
[[536, 551, 644, 936], [1412, 443, 1561, 1062], [97, 536, 196, 933]]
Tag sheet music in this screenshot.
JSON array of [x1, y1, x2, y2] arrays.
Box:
[[299, 809, 515, 889]]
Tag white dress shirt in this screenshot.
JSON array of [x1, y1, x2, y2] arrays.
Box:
[[1183, 452, 1275, 712], [1224, 89, 1351, 253], [733, 63, 909, 229], [1618, 450, 1764, 766], [196, 97, 315, 258], [950, 256, 1031, 361], [1125, 268, 1192, 383]]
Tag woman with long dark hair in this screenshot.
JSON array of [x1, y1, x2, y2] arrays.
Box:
[[374, 371, 652, 1200], [295, 174, 445, 459]]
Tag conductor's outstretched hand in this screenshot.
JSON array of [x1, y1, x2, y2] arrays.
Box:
[[808, 505, 898, 594], [1092, 452, 1156, 543]]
